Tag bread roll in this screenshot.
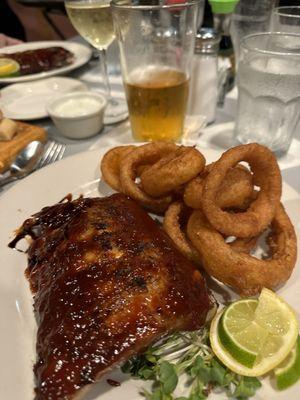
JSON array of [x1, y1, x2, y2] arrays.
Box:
[[0, 121, 47, 172], [0, 118, 18, 141]]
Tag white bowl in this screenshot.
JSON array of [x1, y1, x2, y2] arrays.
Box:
[[47, 91, 107, 139]]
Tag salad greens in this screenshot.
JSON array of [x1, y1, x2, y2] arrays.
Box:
[[122, 328, 261, 400]]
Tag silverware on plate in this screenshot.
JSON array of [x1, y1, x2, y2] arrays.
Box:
[[0, 140, 66, 189], [35, 140, 66, 170]]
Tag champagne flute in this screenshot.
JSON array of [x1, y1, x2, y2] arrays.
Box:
[[65, 0, 128, 124]]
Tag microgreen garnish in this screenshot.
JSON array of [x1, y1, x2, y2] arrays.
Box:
[[122, 328, 261, 399]]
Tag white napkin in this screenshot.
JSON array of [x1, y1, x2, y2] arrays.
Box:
[[181, 114, 207, 146]]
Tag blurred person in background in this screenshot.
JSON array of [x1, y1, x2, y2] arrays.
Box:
[[0, 0, 25, 43], [0, 34, 23, 48], [8, 0, 77, 42]]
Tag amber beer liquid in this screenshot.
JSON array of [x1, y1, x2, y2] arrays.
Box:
[[124, 67, 189, 142]]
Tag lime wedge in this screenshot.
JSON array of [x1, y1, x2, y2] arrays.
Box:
[[218, 299, 262, 368], [0, 58, 20, 77], [210, 288, 299, 376], [275, 336, 300, 390]]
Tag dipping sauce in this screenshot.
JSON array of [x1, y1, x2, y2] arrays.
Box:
[[53, 97, 102, 117]]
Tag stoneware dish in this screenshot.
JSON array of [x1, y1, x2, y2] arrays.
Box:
[[47, 91, 107, 139]]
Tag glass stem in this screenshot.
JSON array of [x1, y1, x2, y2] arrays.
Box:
[[99, 48, 113, 104]]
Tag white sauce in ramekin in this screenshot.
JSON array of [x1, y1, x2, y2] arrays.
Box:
[[53, 97, 102, 117]]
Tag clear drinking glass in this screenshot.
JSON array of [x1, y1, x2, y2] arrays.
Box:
[[111, 0, 204, 142], [65, 0, 127, 124], [234, 33, 300, 155], [271, 6, 300, 34], [230, 0, 274, 62]]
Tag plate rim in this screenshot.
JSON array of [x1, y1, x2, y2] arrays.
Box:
[[0, 146, 299, 400]]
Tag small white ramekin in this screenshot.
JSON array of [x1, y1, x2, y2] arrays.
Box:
[[47, 91, 107, 139]]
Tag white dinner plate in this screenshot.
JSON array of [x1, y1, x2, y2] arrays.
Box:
[[0, 41, 92, 84], [0, 147, 299, 400], [0, 77, 88, 120]]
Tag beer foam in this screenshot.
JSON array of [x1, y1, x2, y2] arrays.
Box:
[[128, 65, 185, 86]]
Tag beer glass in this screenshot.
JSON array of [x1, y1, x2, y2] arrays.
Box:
[[111, 0, 204, 142]]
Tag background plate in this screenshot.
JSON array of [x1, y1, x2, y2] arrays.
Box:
[[0, 41, 92, 84], [0, 77, 88, 120], [0, 147, 299, 400]]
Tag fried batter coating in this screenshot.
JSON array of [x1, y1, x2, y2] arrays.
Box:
[[101, 145, 135, 191], [201, 144, 282, 238], [187, 205, 297, 296], [163, 202, 201, 264], [141, 146, 205, 198], [184, 164, 254, 210], [120, 142, 177, 213]]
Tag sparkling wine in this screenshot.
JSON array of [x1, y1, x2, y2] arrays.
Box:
[[66, 1, 115, 50]]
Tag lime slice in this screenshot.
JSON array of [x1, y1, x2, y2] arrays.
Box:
[[0, 58, 20, 77], [218, 298, 262, 368], [210, 288, 299, 376], [275, 336, 300, 390]]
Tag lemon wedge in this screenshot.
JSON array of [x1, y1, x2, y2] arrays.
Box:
[[0, 58, 20, 77], [210, 288, 299, 376]]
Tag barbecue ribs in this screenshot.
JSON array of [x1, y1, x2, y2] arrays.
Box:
[[9, 194, 211, 400], [0, 47, 74, 75]]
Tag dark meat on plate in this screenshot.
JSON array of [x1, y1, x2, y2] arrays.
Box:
[[9, 194, 211, 400], [0, 47, 74, 75]]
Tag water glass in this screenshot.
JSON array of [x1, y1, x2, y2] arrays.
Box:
[[230, 0, 274, 62], [271, 6, 300, 34], [234, 33, 300, 155], [111, 0, 204, 142]]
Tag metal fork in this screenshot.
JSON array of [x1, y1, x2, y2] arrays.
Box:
[[35, 141, 66, 170]]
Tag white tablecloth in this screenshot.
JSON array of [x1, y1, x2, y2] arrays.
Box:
[[1, 37, 300, 194]]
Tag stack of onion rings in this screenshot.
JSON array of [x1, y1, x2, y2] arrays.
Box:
[[100, 142, 297, 296], [101, 142, 206, 213]]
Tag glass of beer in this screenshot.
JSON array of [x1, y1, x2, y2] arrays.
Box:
[[111, 0, 204, 142]]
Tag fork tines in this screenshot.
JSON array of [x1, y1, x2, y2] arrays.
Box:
[[36, 141, 66, 170]]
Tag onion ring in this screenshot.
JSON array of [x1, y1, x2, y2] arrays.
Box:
[[227, 236, 258, 253], [187, 204, 297, 296], [141, 146, 205, 198], [100, 145, 135, 191], [163, 202, 255, 264], [183, 176, 204, 209], [184, 164, 254, 210], [201, 144, 282, 238], [163, 202, 201, 264], [119, 142, 178, 213]]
